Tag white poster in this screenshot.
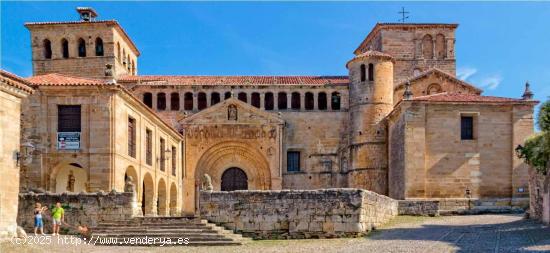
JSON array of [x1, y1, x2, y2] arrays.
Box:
[[57, 132, 80, 150]]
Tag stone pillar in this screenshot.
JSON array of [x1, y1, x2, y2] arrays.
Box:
[[206, 92, 211, 107], [328, 91, 333, 111], [301, 92, 306, 110], [193, 93, 198, 111], [180, 91, 184, 111], [447, 38, 455, 59], [152, 93, 158, 110], [260, 92, 265, 109], [313, 92, 318, 110], [166, 92, 171, 111], [274, 92, 279, 110], [432, 38, 436, 60]]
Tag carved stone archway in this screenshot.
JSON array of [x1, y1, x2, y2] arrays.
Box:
[[195, 141, 271, 191]]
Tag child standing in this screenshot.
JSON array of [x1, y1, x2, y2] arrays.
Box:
[[51, 202, 65, 236], [33, 203, 47, 235]]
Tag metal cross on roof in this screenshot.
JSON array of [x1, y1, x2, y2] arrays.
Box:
[[398, 7, 410, 23]]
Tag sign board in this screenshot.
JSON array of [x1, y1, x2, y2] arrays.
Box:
[[57, 132, 80, 150]]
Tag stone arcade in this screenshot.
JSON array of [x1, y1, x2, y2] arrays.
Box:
[[5, 7, 538, 221]]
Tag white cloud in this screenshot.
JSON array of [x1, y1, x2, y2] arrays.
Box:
[[478, 75, 502, 90], [457, 67, 477, 81]]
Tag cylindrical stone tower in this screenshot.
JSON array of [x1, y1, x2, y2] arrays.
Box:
[[346, 51, 394, 195]]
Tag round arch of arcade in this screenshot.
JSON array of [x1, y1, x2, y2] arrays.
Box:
[[49, 159, 89, 193], [125, 167, 179, 217], [195, 141, 271, 191]]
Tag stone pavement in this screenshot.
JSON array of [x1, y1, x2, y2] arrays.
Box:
[[1, 214, 549, 253]]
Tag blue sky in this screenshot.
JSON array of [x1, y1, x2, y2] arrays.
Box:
[[1, 2, 549, 117]]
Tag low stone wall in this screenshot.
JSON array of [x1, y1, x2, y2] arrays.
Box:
[[199, 189, 398, 239], [17, 191, 140, 233], [398, 200, 439, 216]]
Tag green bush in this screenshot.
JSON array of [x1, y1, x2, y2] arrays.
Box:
[[516, 99, 550, 174]]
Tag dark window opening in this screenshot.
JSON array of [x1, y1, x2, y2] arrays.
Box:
[[278, 92, 287, 110], [43, 39, 52, 59], [368, 63, 374, 81], [211, 92, 221, 105], [77, 38, 86, 57], [331, 92, 341, 110], [128, 117, 136, 158], [145, 129, 152, 165], [238, 92, 247, 103], [318, 92, 327, 110], [95, 37, 104, 56], [159, 138, 165, 171], [461, 116, 474, 140], [251, 92, 260, 108], [170, 93, 179, 111], [58, 105, 81, 132], [171, 146, 176, 176], [157, 93, 166, 110], [143, 93, 153, 108], [265, 92, 274, 110], [291, 92, 301, 110], [360, 64, 366, 82], [184, 92, 193, 110], [61, 39, 69, 58], [305, 92, 314, 110], [198, 92, 207, 110], [224, 92, 231, 100], [287, 151, 300, 172]]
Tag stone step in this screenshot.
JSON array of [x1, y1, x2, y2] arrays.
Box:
[[93, 229, 220, 234], [95, 224, 211, 229], [93, 239, 241, 246], [93, 234, 233, 240]]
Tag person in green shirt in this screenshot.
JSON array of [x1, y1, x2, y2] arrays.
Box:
[[51, 202, 64, 236]]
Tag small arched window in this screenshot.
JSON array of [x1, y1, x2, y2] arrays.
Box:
[[305, 92, 314, 110], [368, 63, 374, 81], [224, 92, 231, 100], [422, 34, 433, 59], [143, 92, 153, 108], [291, 92, 301, 110], [278, 92, 287, 110], [43, 39, 52, 59], [251, 92, 261, 108], [170, 93, 179, 111], [184, 92, 193, 110], [211, 92, 221, 105], [435, 34, 446, 59], [95, 37, 104, 56], [77, 38, 86, 57], [198, 92, 207, 110], [122, 49, 126, 65], [331, 92, 341, 110], [238, 92, 247, 103], [265, 92, 274, 110], [157, 93, 166, 110], [360, 64, 366, 82], [426, 83, 442, 95], [318, 92, 327, 110], [61, 38, 69, 58], [131, 60, 136, 75], [127, 54, 131, 71]]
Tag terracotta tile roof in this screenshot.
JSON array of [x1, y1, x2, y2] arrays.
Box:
[[346, 50, 395, 68], [118, 75, 349, 86], [25, 20, 140, 56], [395, 68, 482, 94], [26, 73, 110, 86], [411, 92, 536, 104], [0, 70, 34, 93], [354, 23, 458, 55]]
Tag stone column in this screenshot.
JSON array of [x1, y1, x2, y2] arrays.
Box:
[[166, 92, 171, 110], [180, 91, 184, 111], [260, 92, 265, 109], [206, 92, 211, 107], [313, 92, 318, 110], [193, 93, 198, 111], [432, 38, 437, 60], [152, 93, 158, 110], [274, 92, 278, 110], [301, 92, 306, 110], [328, 91, 333, 111]]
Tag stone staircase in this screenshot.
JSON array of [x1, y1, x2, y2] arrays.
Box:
[[92, 216, 249, 246]]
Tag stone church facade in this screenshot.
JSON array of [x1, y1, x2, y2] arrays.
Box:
[[9, 8, 538, 216]]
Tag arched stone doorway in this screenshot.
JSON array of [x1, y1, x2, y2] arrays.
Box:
[[124, 166, 139, 194], [142, 173, 155, 216], [169, 183, 178, 216], [195, 141, 272, 191], [157, 179, 167, 216], [221, 167, 248, 191], [54, 163, 87, 193]]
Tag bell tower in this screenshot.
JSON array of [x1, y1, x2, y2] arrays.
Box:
[[346, 51, 394, 195], [25, 7, 139, 79]]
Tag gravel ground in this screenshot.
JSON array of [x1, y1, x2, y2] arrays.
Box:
[[2, 214, 549, 253]]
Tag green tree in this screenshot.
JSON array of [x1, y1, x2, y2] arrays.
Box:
[[516, 100, 550, 174]]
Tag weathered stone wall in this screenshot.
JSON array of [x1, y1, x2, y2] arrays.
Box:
[[17, 191, 139, 233], [398, 200, 439, 216], [199, 189, 398, 239]]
